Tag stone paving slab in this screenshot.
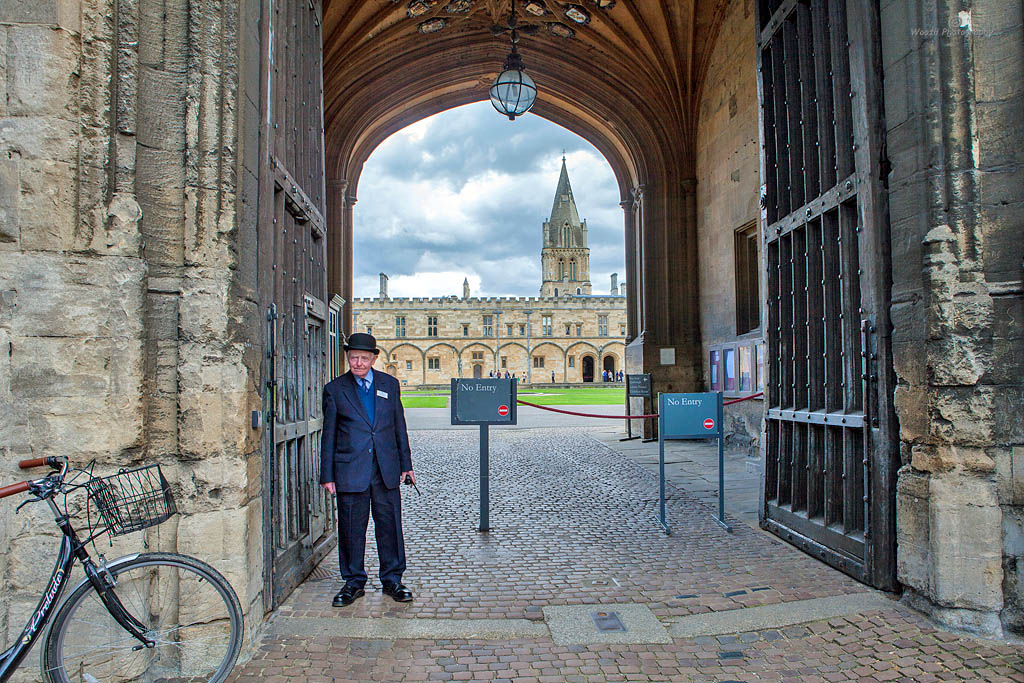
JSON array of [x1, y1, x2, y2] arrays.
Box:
[[667, 592, 898, 638], [232, 426, 1024, 682], [543, 603, 672, 645]]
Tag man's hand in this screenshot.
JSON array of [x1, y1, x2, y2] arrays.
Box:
[[321, 482, 336, 495], [401, 471, 415, 485]]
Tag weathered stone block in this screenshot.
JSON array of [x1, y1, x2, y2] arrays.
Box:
[[8, 253, 145, 339], [983, 201, 1024, 283], [137, 65, 187, 151], [930, 387, 994, 446], [976, 98, 1024, 171], [973, 26, 1024, 104], [17, 159, 76, 251], [1013, 446, 1024, 506], [978, 165, 1024, 207], [0, 0, 77, 30], [929, 475, 1003, 611], [880, 0, 912, 69], [6, 25, 79, 117], [882, 55, 910, 128], [929, 335, 986, 386], [1003, 506, 1024, 558], [894, 385, 929, 443], [993, 386, 1024, 443], [176, 506, 251, 607], [896, 467, 931, 594], [0, 115, 78, 165], [0, 154, 18, 246]]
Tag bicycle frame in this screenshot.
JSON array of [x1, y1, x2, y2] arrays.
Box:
[[0, 508, 75, 680], [0, 490, 154, 682]]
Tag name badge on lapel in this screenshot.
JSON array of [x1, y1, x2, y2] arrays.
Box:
[[376, 389, 389, 399]]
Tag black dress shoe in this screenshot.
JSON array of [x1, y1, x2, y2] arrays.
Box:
[[382, 582, 413, 602], [332, 584, 365, 607]]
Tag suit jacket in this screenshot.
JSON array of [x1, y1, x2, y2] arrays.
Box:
[[319, 371, 412, 492]]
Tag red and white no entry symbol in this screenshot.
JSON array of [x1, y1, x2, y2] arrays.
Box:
[[703, 418, 715, 430], [498, 405, 509, 416]]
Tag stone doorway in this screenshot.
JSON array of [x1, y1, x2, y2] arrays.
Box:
[[582, 356, 595, 383], [602, 355, 616, 381]]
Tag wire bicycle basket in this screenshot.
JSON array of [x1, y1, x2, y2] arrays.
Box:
[[87, 464, 177, 536]]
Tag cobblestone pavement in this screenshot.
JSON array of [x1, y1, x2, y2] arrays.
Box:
[[232, 428, 1024, 682]]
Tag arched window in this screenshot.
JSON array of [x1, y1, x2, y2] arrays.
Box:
[[558, 259, 565, 279], [569, 259, 577, 280], [562, 223, 570, 245], [554, 288, 558, 297], [576, 287, 582, 294]]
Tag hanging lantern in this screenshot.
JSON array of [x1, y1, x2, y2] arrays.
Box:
[[489, 31, 537, 121]]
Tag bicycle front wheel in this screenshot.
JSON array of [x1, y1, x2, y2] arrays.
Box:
[[43, 552, 243, 683]]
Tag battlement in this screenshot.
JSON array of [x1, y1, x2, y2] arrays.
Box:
[[352, 293, 625, 309]]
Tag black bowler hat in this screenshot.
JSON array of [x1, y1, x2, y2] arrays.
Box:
[[344, 332, 380, 354]]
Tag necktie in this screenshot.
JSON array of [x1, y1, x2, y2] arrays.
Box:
[[357, 377, 375, 424]]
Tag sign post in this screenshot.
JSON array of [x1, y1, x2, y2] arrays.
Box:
[[622, 373, 652, 441], [450, 378, 517, 531], [657, 392, 731, 534]]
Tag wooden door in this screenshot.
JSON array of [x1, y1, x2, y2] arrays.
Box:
[[756, 0, 898, 589], [257, 0, 334, 610]]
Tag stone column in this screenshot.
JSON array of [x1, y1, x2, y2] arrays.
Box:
[[343, 192, 357, 337], [326, 177, 347, 303], [886, 0, 1024, 636]]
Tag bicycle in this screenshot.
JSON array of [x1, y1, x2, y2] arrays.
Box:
[[0, 456, 243, 682]]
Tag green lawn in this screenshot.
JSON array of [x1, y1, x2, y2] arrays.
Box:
[[516, 387, 624, 405], [400, 386, 624, 408], [400, 395, 449, 408]]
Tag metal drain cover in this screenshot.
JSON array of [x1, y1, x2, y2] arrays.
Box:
[[591, 611, 627, 632]]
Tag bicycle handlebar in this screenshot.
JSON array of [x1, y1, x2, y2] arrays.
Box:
[[19, 456, 62, 470], [0, 481, 31, 499]]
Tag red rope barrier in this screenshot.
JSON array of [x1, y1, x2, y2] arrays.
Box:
[[515, 399, 658, 419], [723, 391, 763, 406], [515, 391, 763, 419]]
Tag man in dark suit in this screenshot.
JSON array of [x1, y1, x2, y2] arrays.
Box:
[[320, 332, 415, 606]]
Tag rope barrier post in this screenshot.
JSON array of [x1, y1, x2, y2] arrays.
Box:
[[712, 392, 732, 532], [658, 394, 670, 534], [621, 395, 636, 441], [623, 373, 649, 442], [480, 424, 489, 532]]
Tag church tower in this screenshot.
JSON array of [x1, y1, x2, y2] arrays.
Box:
[[540, 156, 592, 297]]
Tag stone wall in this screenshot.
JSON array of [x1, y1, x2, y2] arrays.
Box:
[[0, 0, 267, 663], [695, 0, 764, 451], [883, 0, 1024, 636]]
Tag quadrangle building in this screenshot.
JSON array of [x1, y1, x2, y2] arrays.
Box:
[[353, 158, 628, 386]]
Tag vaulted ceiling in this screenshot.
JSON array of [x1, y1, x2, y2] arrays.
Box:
[[322, 0, 733, 196]]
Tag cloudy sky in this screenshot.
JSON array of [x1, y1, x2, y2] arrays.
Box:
[[352, 101, 625, 299]]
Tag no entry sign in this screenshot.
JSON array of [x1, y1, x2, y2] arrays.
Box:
[[450, 378, 517, 425], [657, 391, 729, 535], [660, 392, 721, 438]]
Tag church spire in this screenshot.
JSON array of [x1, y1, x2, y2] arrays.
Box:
[[547, 156, 582, 232], [540, 156, 591, 297]]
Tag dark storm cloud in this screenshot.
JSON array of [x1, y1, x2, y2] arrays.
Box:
[[352, 101, 625, 298]]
